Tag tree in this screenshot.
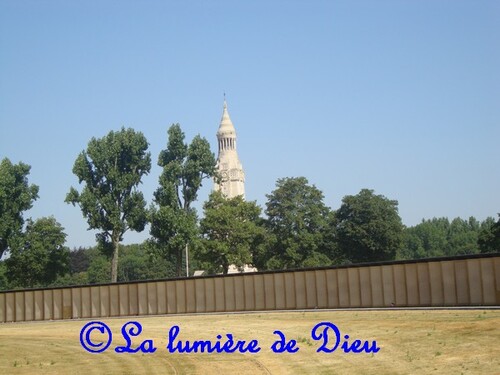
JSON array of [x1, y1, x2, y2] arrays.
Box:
[[87, 254, 111, 284], [0, 158, 39, 259], [333, 189, 403, 263], [264, 177, 332, 270], [199, 191, 266, 274], [5, 217, 69, 288], [446, 217, 480, 255], [116, 243, 175, 281], [478, 215, 500, 253], [149, 124, 217, 277], [400, 216, 485, 260], [69, 247, 91, 274], [66, 127, 151, 282], [400, 218, 449, 260]]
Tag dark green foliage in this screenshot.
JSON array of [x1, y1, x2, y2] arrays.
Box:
[[199, 191, 267, 274], [0, 158, 39, 259], [264, 177, 332, 270], [119, 243, 176, 281], [149, 207, 198, 275], [5, 217, 69, 288], [447, 217, 481, 255], [69, 247, 90, 274], [150, 124, 217, 277], [87, 254, 111, 284], [48, 272, 89, 288], [155, 124, 217, 211], [66, 127, 151, 282], [399, 216, 492, 260], [400, 218, 450, 259], [48, 243, 176, 287], [478, 215, 500, 253], [333, 189, 403, 263], [0, 261, 9, 290]]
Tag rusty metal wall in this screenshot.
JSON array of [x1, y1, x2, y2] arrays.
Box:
[[1, 255, 499, 323]]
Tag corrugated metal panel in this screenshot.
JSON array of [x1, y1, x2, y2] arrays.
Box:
[[1, 255, 499, 322]]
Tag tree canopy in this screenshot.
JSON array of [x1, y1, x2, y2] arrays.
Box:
[[399, 216, 492, 260], [333, 189, 403, 263], [263, 177, 332, 270], [5, 217, 69, 288], [199, 191, 266, 274], [0, 158, 39, 259], [149, 124, 217, 277], [478, 215, 500, 253], [66, 127, 151, 282]]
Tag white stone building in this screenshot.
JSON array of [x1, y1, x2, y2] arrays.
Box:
[[214, 99, 245, 198]]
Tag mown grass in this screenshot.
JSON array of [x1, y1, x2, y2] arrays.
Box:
[[0, 309, 499, 374]]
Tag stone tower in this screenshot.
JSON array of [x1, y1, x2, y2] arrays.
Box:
[[214, 99, 245, 198]]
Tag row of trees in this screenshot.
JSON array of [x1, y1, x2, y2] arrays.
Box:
[[401, 217, 496, 259], [1, 178, 497, 290], [1, 125, 499, 289], [0, 159, 69, 289], [0, 244, 174, 290]]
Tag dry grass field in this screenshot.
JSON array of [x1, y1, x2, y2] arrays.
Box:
[[0, 309, 499, 374]]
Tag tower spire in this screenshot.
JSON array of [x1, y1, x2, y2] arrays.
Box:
[[214, 98, 245, 198]]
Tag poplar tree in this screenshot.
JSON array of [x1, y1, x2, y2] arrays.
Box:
[[149, 124, 217, 277], [66, 127, 151, 282]]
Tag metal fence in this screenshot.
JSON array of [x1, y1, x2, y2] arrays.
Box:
[[1, 254, 499, 323]]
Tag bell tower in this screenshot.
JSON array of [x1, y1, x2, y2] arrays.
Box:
[[214, 99, 245, 198]]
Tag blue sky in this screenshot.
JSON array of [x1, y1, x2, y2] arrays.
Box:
[[1, 0, 499, 249]]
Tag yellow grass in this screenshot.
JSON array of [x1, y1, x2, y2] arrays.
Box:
[[0, 309, 499, 374]]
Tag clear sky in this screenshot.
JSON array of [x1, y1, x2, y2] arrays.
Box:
[[1, 0, 499, 249]]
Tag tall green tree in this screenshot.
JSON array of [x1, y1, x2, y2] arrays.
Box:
[[478, 215, 500, 253], [149, 124, 217, 277], [264, 177, 332, 270], [0, 158, 39, 259], [199, 191, 266, 274], [5, 217, 69, 288], [333, 189, 403, 263], [66, 127, 151, 282]]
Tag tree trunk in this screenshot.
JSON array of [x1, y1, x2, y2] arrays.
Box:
[[111, 233, 120, 283]]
